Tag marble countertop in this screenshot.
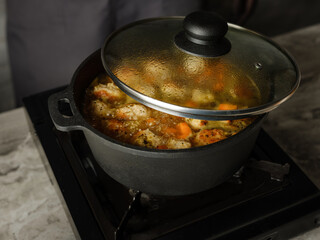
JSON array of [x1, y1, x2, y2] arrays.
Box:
[[0, 108, 75, 240], [1, 24, 320, 239]]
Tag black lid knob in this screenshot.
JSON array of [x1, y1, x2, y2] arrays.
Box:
[[175, 11, 231, 57]]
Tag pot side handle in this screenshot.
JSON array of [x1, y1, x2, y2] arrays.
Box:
[[48, 88, 84, 132]]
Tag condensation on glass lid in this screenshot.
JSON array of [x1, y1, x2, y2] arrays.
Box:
[[111, 54, 262, 111]]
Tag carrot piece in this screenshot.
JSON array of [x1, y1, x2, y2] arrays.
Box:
[[162, 122, 192, 139], [162, 127, 177, 136], [157, 145, 168, 149], [94, 90, 108, 98], [218, 103, 237, 110], [146, 118, 156, 126], [176, 122, 192, 139], [213, 81, 224, 91], [185, 100, 198, 108]]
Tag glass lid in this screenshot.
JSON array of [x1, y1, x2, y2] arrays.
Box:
[[101, 11, 300, 120]]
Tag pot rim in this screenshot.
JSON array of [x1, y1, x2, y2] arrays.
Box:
[[66, 49, 267, 156]]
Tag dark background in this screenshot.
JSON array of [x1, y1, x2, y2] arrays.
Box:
[[204, 0, 320, 36]]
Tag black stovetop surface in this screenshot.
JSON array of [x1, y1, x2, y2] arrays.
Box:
[[23, 87, 320, 240]]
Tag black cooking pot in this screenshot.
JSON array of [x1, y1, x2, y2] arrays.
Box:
[[48, 49, 266, 196], [48, 11, 299, 196]]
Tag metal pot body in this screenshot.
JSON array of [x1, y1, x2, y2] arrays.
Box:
[[48, 50, 266, 196]]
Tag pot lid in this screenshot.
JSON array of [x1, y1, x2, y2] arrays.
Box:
[[101, 11, 300, 120]]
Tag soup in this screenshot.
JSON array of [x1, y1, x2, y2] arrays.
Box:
[[82, 73, 255, 149]]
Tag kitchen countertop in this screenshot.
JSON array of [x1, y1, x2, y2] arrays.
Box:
[[1, 24, 320, 240]]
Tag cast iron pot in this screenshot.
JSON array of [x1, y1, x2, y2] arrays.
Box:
[[48, 50, 266, 196]]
